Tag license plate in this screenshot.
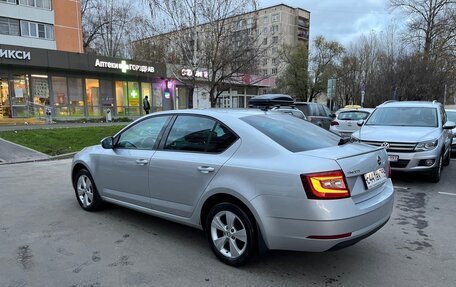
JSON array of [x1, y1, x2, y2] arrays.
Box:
[[388, 155, 399, 162], [364, 168, 387, 189]]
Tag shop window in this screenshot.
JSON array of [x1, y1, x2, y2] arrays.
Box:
[[52, 76, 68, 117], [68, 78, 84, 117], [31, 75, 49, 116], [11, 75, 30, 117], [115, 81, 140, 116], [141, 82, 151, 113], [127, 82, 140, 116], [152, 83, 163, 112], [85, 79, 100, 116], [100, 80, 114, 109], [175, 86, 188, 110]]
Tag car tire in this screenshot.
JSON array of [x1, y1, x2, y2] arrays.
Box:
[[73, 169, 103, 211], [205, 203, 256, 266], [443, 149, 450, 166], [429, 154, 443, 183]]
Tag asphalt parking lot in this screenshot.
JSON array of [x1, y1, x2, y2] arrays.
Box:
[[1, 159, 455, 287]]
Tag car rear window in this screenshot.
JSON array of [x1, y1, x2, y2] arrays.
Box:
[[338, 111, 370, 120], [366, 107, 438, 127], [241, 115, 339, 152]]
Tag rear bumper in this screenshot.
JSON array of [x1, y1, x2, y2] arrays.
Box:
[[251, 180, 394, 252]]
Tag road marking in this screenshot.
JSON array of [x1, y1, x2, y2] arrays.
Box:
[[439, 192, 456, 196]]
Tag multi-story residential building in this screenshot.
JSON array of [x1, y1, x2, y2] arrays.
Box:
[[136, 4, 310, 108], [0, 0, 83, 53]]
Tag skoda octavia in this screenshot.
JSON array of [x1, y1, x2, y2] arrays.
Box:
[[71, 109, 394, 266]]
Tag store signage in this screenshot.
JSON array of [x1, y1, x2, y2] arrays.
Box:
[[94, 59, 155, 74], [0, 49, 31, 60], [181, 68, 208, 79]]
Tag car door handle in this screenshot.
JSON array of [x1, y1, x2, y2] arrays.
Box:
[[135, 159, 149, 165], [197, 166, 215, 174]]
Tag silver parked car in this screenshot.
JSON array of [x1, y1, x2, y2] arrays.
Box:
[[330, 108, 374, 137], [72, 109, 394, 266], [352, 101, 455, 182], [445, 109, 456, 154]]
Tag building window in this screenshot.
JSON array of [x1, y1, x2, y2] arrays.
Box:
[[31, 75, 50, 117], [262, 69, 268, 76], [263, 27, 268, 34], [20, 20, 54, 40], [272, 68, 278, 75], [0, 17, 20, 36], [262, 58, 268, 66], [272, 13, 280, 23], [271, 47, 278, 54], [271, 25, 279, 34], [263, 16, 269, 25], [262, 38, 267, 45], [52, 76, 69, 116], [19, 0, 52, 10], [115, 81, 140, 116], [68, 78, 84, 117], [272, 58, 278, 65], [0, 0, 17, 4], [86, 79, 100, 116], [272, 36, 278, 44]]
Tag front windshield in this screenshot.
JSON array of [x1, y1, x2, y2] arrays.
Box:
[[447, 111, 456, 123], [366, 107, 438, 127]]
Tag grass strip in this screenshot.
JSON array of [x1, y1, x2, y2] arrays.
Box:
[[0, 126, 123, 156]]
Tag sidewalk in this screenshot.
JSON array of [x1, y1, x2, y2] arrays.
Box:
[[0, 121, 130, 164], [0, 121, 130, 132]]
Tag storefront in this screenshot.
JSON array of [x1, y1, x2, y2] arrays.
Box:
[[0, 44, 172, 119]]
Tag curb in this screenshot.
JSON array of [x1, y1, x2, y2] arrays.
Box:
[[0, 152, 76, 165]]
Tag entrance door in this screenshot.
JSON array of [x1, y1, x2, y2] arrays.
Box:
[[0, 76, 10, 118]]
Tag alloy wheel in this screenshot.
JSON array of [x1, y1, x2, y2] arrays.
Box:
[[77, 175, 94, 208], [210, 210, 248, 259]]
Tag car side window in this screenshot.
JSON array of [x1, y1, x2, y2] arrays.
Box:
[[440, 106, 447, 125], [117, 116, 171, 150], [164, 116, 217, 152], [206, 123, 238, 153]]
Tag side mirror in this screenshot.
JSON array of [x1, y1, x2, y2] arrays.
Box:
[[330, 113, 336, 119], [357, 120, 365, 127], [443, 121, 455, 130], [101, 136, 114, 149]]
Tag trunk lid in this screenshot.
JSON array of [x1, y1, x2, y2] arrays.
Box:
[[298, 143, 389, 201]]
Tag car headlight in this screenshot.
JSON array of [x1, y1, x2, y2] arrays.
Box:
[[415, 139, 438, 151]]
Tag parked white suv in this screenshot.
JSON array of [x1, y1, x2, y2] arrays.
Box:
[[352, 101, 455, 182]]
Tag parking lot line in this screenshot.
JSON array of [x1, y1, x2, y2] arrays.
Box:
[[394, 186, 410, 190], [438, 192, 456, 196]]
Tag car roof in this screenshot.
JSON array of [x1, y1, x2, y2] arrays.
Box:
[[146, 108, 271, 119], [339, 108, 373, 113], [378, 101, 442, 108]]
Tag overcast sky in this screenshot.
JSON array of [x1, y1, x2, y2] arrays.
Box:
[[259, 0, 405, 46]]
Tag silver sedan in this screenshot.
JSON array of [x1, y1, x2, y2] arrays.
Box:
[[71, 109, 394, 266]]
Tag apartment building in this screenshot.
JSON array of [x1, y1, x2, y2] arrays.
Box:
[[137, 4, 310, 108], [0, 0, 83, 53], [254, 4, 310, 77]]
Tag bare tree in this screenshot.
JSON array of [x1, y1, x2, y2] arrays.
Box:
[[142, 0, 268, 107], [389, 0, 456, 55], [82, 0, 151, 57], [276, 43, 309, 101], [308, 36, 344, 102]]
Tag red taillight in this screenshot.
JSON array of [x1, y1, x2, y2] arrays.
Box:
[[330, 120, 339, 126], [301, 170, 350, 199]]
